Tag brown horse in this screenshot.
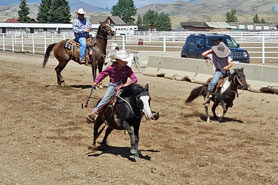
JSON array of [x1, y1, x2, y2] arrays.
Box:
[[43, 21, 116, 86]]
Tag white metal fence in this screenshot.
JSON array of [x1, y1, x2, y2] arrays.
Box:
[[1, 31, 278, 64]]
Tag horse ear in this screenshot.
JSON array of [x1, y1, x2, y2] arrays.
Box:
[[144, 84, 149, 91]]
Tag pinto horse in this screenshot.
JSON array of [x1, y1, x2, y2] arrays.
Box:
[[43, 21, 116, 86], [93, 84, 159, 161], [186, 68, 249, 123]]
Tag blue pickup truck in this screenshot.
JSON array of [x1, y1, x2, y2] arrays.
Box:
[[181, 34, 250, 63]]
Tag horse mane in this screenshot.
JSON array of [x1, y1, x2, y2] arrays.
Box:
[[121, 84, 145, 97]]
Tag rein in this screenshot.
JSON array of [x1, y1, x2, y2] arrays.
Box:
[[116, 93, 142, 119]]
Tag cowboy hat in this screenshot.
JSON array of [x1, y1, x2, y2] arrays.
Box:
[[109, 50, 133, 63], [212, 42, 231, 58], [76, 8, 86, 14]]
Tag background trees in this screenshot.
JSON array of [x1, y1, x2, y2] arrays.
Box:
[[18, 0, 31, 23], [112, 0, 137, 24], [253, 14, 266, 23], [142, 10, 172, 31], [37, 0, 71, 23], [226, 9, 238, 22]]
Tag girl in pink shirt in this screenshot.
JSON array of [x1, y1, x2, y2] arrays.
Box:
[[87, 51, 137, 122]]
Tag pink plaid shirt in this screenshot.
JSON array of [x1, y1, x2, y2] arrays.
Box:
[[94, 63, 137, 84]]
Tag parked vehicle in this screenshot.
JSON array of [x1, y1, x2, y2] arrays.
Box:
[[181, 34, 250, 63]]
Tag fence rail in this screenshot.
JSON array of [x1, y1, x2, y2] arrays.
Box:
[[1, 31, 278, 64]]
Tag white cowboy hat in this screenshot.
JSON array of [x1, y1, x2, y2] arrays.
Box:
[[109, 50, 133, 63], [212, 42, 231, 58], [76, 8, 86, 14]]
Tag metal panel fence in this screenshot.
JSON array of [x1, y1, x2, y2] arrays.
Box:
[[1, 31, 278, 64]]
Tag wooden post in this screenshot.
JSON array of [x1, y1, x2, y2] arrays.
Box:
[[32, 34, 35, 54]]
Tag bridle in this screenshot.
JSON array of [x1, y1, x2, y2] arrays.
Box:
[[96, 23, 114, 40], [233, 73, 245, 87], [116, 91, 145, 119]]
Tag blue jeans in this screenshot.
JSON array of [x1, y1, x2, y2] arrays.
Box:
[[78, 37, 86, 60], [93, 82, 119, 113], [208, 70, 224, 92]]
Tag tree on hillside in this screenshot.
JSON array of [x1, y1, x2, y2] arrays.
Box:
[[37, 0, 71, 23], [37, 0, 52, 23], [142, 10, 171, 31], [226, 9, 237, 22], [143, 10, 158, 30], [49, 0, 71, 23], [136, 15, 144, 30], [112, 0, 137, 24], [253, 14, 260, 23], [155, 13, 171, 31], [18, 0, 31, 23], [261, 18, 265, 23]]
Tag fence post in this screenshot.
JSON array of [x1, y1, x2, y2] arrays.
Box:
[[21, 32, 24, 52], [51, 33, 54, 43], [12, 33, 14, 52], [122, 35, 125, 50], [2, 33, 5, 51], [44, 33, 47, 54], [262, 33, 265, 64], [163, 36, 166, 52], [32, 34, 35, 54]]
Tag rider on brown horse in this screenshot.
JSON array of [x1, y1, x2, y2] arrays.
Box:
[[72, 8, 92, 64], [87, 50, 137, 123]]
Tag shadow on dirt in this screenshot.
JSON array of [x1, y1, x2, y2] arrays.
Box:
[[200, 115, 244, 123], [70, 85, 92, 89], [183, 113, 243, 123], [87, 144, 160, 162]]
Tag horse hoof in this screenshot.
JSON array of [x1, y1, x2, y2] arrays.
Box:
[[130, 148, 137, 155], [134, 156, 139, 161], [206, 117, 210, 123], [59, 81, 65, 87]]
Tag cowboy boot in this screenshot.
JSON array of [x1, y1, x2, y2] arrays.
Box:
[[203, 91, 212, 105], [87, 112, 98, 124]]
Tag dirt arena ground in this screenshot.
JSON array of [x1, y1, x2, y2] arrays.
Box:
[[0, 51, 278, 185]]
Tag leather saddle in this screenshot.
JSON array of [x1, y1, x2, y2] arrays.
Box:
[[96, 85, 125, 130], [205, 77, 226, 95], [64, 37, 96, 64]]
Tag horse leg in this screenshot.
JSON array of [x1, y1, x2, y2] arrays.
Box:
[[93, 119, 104, 146], [133, 124, 140, 161], [122, 121, 137, 157], [212, 101, 219, 120], [97, 58, 104, 88], [219, 100, 227, 122], [100, 127, 113, 146], [204, 105, 210, 123], [91, 57, 97, 85], [55, 60, 69, 86]]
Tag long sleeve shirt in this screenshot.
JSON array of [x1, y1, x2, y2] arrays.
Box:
[[94, 63, 137, 84], [72, 18, 91, 40]]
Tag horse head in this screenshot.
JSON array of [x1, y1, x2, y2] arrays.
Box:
[[134, 84, 160, 120], [232, 68, 249, 90], [98, 21, 116, 39]]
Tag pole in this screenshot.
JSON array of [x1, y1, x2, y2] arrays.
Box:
[[163, 36, 166, 52], [262, 33, 265, 64], [32, 34, 35, 54]]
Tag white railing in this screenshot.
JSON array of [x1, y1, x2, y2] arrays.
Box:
[[1, 31, 278, 64]]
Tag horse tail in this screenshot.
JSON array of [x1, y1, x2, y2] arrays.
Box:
[[43, 43, 56, 67], [185, 86, 205, 103]]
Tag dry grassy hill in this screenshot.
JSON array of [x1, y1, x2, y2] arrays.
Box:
[[138, 0, 278, 28]]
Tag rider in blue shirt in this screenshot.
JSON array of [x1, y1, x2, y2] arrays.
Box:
[[72, 8, 92, 64]]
